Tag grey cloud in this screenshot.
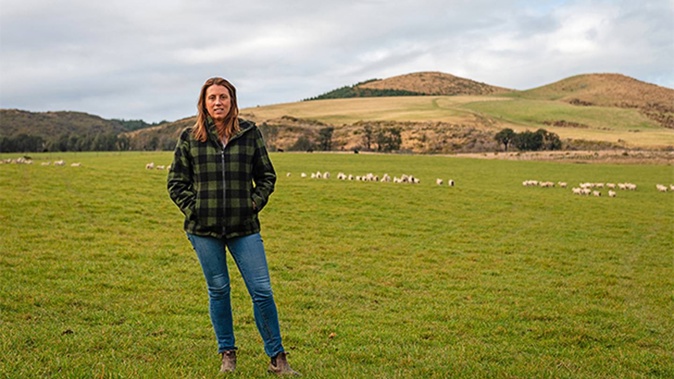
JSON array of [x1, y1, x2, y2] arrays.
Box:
[[0, 0, 671, 123]]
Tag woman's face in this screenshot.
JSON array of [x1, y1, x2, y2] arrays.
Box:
[[205, 85, 231, 122]]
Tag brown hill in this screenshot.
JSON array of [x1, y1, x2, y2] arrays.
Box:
[[516, 73, 674, 128], [0, 109, 125, 138], [357, 71, 511, 96]]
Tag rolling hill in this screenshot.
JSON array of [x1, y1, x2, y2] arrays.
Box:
[[2, 72, 673, 154], [510, 73, 674, 129], [357, 71, 511, 96]]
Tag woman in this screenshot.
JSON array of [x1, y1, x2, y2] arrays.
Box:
[[167, 77, 299, 376]]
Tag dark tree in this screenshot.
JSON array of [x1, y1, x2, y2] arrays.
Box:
[[318, 127, 334, 151], [375, 127, 402, 152], [494, 128, 515, 151]]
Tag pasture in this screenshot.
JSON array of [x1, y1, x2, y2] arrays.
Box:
[[1, 151, 673, 378], [242, 96, 674, 148]]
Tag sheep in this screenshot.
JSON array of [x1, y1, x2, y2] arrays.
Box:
[[156, 165, 165, 170], [70, 162, 81, 167], [323, 172, 331, 179], [436, 178, 443, 186], [670, 184, 674, 191], [606, 183, 616, 189], [337, 172, 347, 180], [558, 182, 568, 188], [300, 172, 307, 178], [41, 162, 51, 166], [54, 160, 65, 166], [572, 187, 582, 195], [381, 174, 391, 182], [608, 190, 616, 197], [286, 172, 291, 177], [656, 184, 668, 192], [592, 190, 602, 197], [145, 162, 154, 169], [448, 179, 455, 187]]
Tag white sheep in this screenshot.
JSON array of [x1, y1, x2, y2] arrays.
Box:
[[54, 160, 65, 166], [592, 190, 601, 197], [572, 187, 582, 195], [301, 172, 307, 178], [145, 162, 154, 169], [608, 190, 616, 197], [656, 184, 668, 192], [436, 178, 443, 186], [558, 182, 568, 188], [448, 179, 455, 187], [70, 162, 81, 167]]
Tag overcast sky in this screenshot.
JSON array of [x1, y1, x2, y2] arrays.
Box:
[[1, 0, 672, 123]]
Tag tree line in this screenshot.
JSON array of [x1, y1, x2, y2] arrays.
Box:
[[494, 128, 562, 151], [0, 132, 130, 153]]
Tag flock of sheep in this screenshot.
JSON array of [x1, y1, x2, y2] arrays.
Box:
[[1, 157, 81, 167], [145, 162, 170, 170], [523, 179, 674, 197], [292, 170, 457, 186]]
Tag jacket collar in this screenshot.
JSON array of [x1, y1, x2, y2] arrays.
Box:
[[206, 117, 254, 145]]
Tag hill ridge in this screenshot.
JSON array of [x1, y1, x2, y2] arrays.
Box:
[[357, 71, 511, 96]]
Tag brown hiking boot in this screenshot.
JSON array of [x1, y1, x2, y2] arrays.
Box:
[[220, 350, 236, 373], [268, 352, 300, 376]]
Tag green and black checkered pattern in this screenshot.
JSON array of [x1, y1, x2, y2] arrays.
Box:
[[167, 118, 276, 239]]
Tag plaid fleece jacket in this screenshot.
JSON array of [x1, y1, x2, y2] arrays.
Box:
[[167, 118, 276, 239]]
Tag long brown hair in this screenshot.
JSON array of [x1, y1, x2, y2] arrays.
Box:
[[193, 77, 240, 143]]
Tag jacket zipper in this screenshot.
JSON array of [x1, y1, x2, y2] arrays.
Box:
[[221, 144, 227, 237]]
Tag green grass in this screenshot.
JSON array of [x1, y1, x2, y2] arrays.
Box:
[[462, 98, 658, 132], [1, 152, 673, 378]]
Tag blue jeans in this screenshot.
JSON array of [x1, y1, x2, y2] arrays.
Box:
[[187, 232, 285, 357]]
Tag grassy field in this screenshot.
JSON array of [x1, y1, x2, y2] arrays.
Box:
[[1, 152, 673, 378]]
